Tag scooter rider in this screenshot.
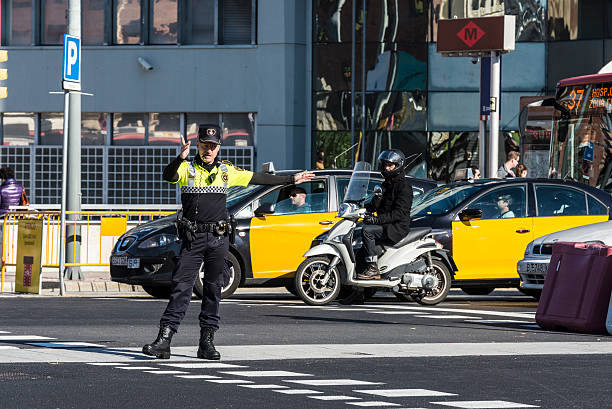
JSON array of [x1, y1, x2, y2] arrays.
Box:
[[143, 124, 314, 360], [358, 149, 413, 280]]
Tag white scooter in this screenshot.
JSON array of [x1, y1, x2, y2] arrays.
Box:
[[294, 162, 456, 306]]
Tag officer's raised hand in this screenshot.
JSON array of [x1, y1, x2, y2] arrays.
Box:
[[179, 134, 191, 160], [294, 171, 315, 184]]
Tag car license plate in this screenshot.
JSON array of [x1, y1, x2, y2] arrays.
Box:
[[127, 258, 140, 269], [526, 262, 548, 274], [111, 256, 127, 266]]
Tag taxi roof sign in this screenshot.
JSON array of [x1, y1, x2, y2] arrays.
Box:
[[437, 15, 515, 57]]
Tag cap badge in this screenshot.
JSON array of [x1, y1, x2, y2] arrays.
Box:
[[207, 128, 217, 137]]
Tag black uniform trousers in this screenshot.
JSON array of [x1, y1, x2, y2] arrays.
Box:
[[160, 232, 229, 332], [362, 225, 387, 262]]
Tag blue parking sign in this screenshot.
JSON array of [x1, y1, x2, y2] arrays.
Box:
[[62, 35, 81, 89]]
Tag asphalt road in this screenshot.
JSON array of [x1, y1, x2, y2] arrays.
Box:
[[1, 290, 611, 409]]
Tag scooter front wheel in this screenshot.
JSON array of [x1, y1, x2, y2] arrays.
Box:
[[295, 256, 342, 306]]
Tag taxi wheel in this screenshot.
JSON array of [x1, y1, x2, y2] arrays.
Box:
[[295, 256, 341, 306], [194, 252, 242, 300], [411, 258, 451, 305]]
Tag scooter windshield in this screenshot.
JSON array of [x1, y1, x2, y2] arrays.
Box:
[[343, 161, 372, 204]]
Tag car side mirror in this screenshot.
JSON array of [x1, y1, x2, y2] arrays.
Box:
[[254, 203, 275, 217], [261, 162, 275, 174], [458, 208, 482, 221]]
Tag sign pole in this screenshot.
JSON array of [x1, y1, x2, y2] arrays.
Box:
[[58, 91, 69, 296], [489, 51, 501, 178]]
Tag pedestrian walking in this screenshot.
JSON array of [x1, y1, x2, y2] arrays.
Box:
[[496, 151, 520, 178], [142, 124, 314, 360]]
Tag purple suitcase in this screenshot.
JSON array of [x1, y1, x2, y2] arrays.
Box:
[[536, 242, 612, 334]]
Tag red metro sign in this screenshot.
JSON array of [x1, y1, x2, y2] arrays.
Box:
[[457, 21, 485, 47], [437, 16, 515, 54]]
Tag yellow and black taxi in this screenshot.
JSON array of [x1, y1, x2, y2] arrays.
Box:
[[409, 178, 612, 295], [110, 168, 436, 298]]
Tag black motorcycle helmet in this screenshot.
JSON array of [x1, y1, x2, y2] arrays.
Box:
[[378, 149, 405, 178]]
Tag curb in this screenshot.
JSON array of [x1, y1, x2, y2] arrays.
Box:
[[0, 280, 145, 295]]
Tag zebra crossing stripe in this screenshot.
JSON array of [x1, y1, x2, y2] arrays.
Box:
[[346, 401, 401, 407], [238, 384, 288, 389], [286, 379, 384, 386], [220, 370, 313, 377], [430, 401, 539, 408], [354, 389, 457, 397], [273, 389, 323, 395], [162, 362, 246, 369], [308, 395, 362, 400], [143, 370, 189, 375]]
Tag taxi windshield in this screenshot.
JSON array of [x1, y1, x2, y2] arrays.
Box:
[[412, 184, 484, 217], [226, 185, 262, 208]]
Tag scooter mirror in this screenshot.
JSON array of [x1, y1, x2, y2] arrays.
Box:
[[373, 185, 382, 195]]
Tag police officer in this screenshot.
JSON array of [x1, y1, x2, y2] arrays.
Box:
[[143, 124, 314, 360]]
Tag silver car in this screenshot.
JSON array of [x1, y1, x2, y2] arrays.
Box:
[[518, 220, 612, 297]]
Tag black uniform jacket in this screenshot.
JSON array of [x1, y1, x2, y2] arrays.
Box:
[[366, 171, 413, 243]]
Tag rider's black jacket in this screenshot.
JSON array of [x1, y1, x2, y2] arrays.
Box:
[[366, 170, 413, 243]]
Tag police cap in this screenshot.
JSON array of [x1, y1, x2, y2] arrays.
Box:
[[198, 124, 221, 144]]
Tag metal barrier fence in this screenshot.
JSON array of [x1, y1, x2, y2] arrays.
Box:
[[0, 209, 176, 291]]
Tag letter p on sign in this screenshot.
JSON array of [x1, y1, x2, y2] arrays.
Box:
[[62, 34, 81, 90]]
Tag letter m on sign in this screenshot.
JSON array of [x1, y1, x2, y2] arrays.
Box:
[[457, 21, 485, 47]]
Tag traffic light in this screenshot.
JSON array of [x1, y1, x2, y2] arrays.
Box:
[[0, 50, 6, 99]]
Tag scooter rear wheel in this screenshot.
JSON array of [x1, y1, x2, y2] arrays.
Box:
[[410, 258, 451, 305], [295, 256, 342, 306]]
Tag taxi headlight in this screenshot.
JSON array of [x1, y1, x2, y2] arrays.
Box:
[[138, 234, 180, 249], [524, 240, 534, 257]]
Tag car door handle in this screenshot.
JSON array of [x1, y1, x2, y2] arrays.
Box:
[[319, 220, 334, 225], [516, 229, 530, 233]]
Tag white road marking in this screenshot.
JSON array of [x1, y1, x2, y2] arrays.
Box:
[[205, 379, 254, 384], [308, 395, 362, 400], [176, 375, 220, 379], [87, 363, 128, 366], [285, 379, 384, 386], [143, 370, 189, 375], [431, 401, 539, 408], [0, 346, 18, 350], [366, 311, 425, 315], [116, 366, 158, 370], [416, 315, 480, 320], [355, 389, 457, 397], [346, 401, 401, 407], [330, 308, 371, 312], [0, 335, 55, 341], [520, 325, 541, 328], [273, 389, 323, 395], [239, 384, 289, 389], [0, 331, 11, 334], [363, 304, 535, 320], [27, 342, 105, 348], [3, 341, 612, 363], [464, 320, 531, 324], [162, 363, 246, 369], [220, 370, 313, 377]]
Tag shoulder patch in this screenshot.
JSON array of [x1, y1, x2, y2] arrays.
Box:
[[223, 160, 245, 171]]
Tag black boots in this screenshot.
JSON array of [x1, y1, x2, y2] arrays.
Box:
[[142, 325, 175, 359], [357, 263, 380, 280], [197, 327, 221, 360]]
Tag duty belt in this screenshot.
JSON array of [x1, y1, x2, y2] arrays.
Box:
[[194, 222, 221, 233]]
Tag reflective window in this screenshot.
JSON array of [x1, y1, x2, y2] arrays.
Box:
[[112, 113, 146, 145], [150, 0, 178, 44], [469, 186, 528, 220], [82, 113, 107, 145], [148, 113, 180, 145], [548, 0, 605, 40], [358, 91, 427, 131], [314, 131, 352, 169], [587, 195, 608, 216], [185, 113, 219, 143], [83, 0, 106, 45], [114, 0, 141, 44], [221, 0, 252, 44], [316, 43, 426, 92], [2, 113, 35, 145], [42, 0, 68, 45], [315, 0, 427, 43], [40, 113, 64, 145], [535, 185, 587, 217], [428, 132, 479, 183], [183, 0, 215, 44], [259, 181, 329, 215], [8, 0, 32, 45], [221, 113, 254, 146]]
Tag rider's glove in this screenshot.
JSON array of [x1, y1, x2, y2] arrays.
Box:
[[363, 215, 379, 225]]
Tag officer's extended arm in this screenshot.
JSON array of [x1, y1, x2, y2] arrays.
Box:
[[163, 156, 184, 183], [249, 172, 294, 185]]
